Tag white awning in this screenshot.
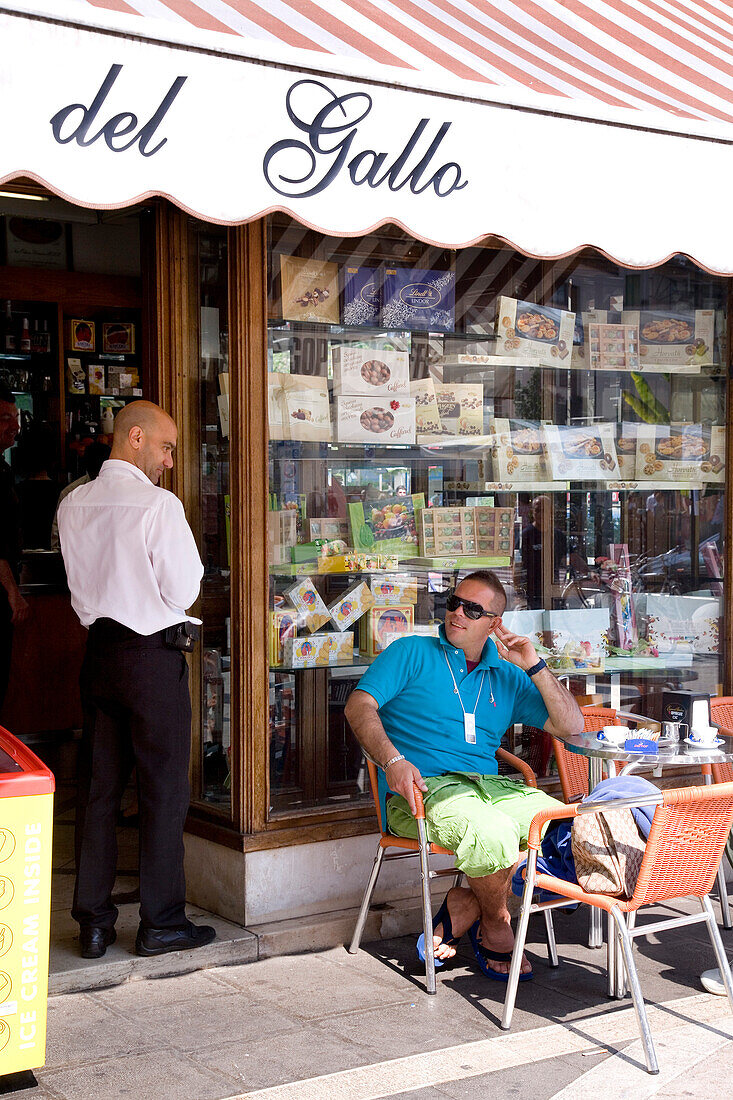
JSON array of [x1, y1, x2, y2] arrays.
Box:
[[3, 0, 733, 271]]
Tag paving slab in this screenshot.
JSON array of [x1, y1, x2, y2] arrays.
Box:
[[39, 1050, 234, 1100]]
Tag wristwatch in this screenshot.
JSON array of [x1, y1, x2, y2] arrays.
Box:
[[525, 658, 547, 678]]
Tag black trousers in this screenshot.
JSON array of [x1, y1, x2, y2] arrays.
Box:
[[72, 619, 192, 931], [0, 597, 11, 717]]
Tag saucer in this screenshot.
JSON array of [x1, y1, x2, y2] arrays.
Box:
[[683, 736, 724, 748]]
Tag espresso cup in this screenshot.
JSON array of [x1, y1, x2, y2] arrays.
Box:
[[690, 725, 718, 746], [597, 725, 627, 746]]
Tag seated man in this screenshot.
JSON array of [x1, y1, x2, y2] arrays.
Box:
[[344, 569, 583, 979]]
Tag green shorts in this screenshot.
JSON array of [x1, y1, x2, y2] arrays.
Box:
[[386, 772, 562, 879]]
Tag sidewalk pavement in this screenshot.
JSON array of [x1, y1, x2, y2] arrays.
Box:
[[7, 898, 733, 1100]]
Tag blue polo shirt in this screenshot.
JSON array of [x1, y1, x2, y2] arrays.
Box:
[[356, 626, 549, 818]]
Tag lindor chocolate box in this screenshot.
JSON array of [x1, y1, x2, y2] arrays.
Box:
[[495, 296, 574, 363], [327, 581, 374, 631], [336, 396, 415, 444], [342, 266, 382, 326], [283, 577, 330, 633], [332, 346, 410, 398], [381, 267, 455, 332]]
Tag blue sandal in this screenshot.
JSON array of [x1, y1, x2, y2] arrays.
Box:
[[416, 895, 460, 967], [469, 920, 532, 983]]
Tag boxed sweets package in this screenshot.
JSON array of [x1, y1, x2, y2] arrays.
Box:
[[492, 419, 552, 483], [411, 377, 442, 439], [102, 322, 135, 354], [381, 622, 440, 649], [635, 423, 711, 483], [362, 605, 415, 657], [331, 346, 409, 398], [278, 255, 340, 324], [269, 608, 298, 666], [380, 267, 455, 332], [341, 266, 382, 326], [348, 493, 423, 556], [434, 384, 483, 438], [336, 396, 415, 444], [703, 427, 725, 483], [67, 318, 95, 352], [283, 577, 331, 632], [268, 373, 332, 442], [495, 297, 574, 363], [370, 574, 418, 605], [622, 309, 714, 368], [327, 581, 374, 631], [282, 632, 354, 668], [644, 594, 721, 655], [615, 423, 640, 479], [544, 423, 619, 480]]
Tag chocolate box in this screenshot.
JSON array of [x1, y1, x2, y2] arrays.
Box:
[[282, 632, 354, 667], [622, 309, 714, 368], [495, 297, 574, 363], [268, 373, 332, 442], [336, 396, 415, 444], [635, 423, 710, 483], [327, 581, 374, 631], [434, 384, 483, 438], [381, 268, 455, 332], [544, 423, 619, 481], [332, 346, 409, 398], [341, 266, 382, 326], [283, 577, 331, 633], [279, 256, 340, 324], [363, 605, 415, 657]]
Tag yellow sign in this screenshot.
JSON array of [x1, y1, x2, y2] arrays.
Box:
[[0, 794, 53, 1075]]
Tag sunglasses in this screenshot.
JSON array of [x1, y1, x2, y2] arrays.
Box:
[[446, 593, 501, 621]]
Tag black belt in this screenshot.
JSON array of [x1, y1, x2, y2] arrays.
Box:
[[88, 618, 168, 644]]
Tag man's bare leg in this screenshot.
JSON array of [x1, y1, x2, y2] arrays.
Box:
[[467, 865, 531, 976], [432, 886, 481, 961]]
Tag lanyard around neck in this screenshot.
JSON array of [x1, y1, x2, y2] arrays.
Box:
[[442, 650, 492, 715]]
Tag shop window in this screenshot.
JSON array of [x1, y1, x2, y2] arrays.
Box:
[[194, 226, 231, 810], [266, 215, 728, 815]]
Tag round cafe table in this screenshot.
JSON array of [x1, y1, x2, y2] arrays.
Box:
[[557, 731, 733, 947]]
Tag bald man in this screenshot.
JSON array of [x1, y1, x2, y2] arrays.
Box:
[[58, 402, 215, 959]]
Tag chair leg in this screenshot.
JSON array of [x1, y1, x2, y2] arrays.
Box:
[[715, 861, 732, 929], [607, 911, 618, 998], [611, 908, 659, 1075], [348, 843, 385, 954], [701, 895, 733, 1013], [544, 908, 559, 968], [502, 849, 537, 1030], [417, 817, 437, 995], [453, 871, 464, 889]]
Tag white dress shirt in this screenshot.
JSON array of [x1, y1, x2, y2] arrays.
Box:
[[58, 459, 203, 634]]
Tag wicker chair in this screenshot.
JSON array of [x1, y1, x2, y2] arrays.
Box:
[[349, 748, 547, 995], [502, 782, 733, 1074], [551, 705, 655, 802]]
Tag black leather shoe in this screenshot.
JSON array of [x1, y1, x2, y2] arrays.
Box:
[[135, 921, 216, 957], [79, 926, 117, 959]]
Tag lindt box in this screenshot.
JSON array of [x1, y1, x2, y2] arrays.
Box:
[[496, 296, 574, 363], [370, 575, 418, 605], [342, 266, 382, 326], [269, 608, 298, 666], [363, 605, 415, 657], [434, 384, 483, 438], [327, 582, 374, 631], [332, 346, 409, 398], [381, 268, 455, 332], [284, 577, 331, 633], [622, 309, 714, 368], [336, 396, 415, 444]]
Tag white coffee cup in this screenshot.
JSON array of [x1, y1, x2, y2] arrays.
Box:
[[690, 725, 718, 746], [598, 725, 627, 746]]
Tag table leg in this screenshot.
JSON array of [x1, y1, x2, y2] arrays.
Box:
[[588, 755, 604, 948]]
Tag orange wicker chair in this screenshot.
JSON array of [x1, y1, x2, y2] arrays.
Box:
[[551, 705, 655, 802], [705, 697, 733, 928], [502, 782, 733, 1074], [349, 747, 543, 995]]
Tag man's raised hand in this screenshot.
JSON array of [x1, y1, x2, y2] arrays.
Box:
[[492, 621, 537, 672]]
